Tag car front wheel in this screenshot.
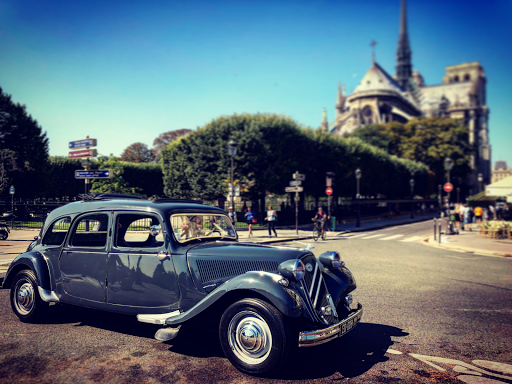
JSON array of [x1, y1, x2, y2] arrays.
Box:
[[10, 270, 48, 322], [219, 298, 292, 376]]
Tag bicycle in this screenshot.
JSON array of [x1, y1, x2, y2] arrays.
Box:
[[0, 213, 14, 240], [312, 219, 326, 241]]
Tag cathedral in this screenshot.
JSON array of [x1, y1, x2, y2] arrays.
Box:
[[324, 0, 491, 189]]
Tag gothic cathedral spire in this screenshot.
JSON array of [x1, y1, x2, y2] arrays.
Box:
[[395, 0, 412, 91]]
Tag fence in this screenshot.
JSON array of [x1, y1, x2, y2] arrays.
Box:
[[1, 196, 438, 231]]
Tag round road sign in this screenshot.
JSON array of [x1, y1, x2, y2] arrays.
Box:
[[444, 183, 453, 192], [326, 187, 333, 196]]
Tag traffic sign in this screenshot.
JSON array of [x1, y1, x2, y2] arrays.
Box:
[[285, 186, 303, 192], [9, 185, 15, 195], [75, 170, 113, 179], [290, 180, 302, 186], [292, 173, 306, 181], [444, 183, 453, 193], [326, 187, 333, 196], [69, 138, 97, 149], [69, 149, 97, 159]]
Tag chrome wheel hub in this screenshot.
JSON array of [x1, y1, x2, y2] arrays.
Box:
[[15, 281, 35, 315], [228, 310, 272, 365]]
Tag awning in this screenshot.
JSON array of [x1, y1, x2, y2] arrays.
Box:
[[467, 191, 501, 204], [485, 176, 512, 202]]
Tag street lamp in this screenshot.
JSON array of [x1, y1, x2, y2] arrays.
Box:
[[478, 173, 483, 193], [355, 168, 362, 227], [228, 140, 238, 219], [410, 178, 415, 219], [438, 184, 442, 212], [457, 187, 460, 204]]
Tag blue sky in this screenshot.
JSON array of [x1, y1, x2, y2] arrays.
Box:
[[1, 0, 511, 167]]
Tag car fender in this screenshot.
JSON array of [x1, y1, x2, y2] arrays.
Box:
[[2, 251, 53, 291], [322, 266, 357, 302], [164, 271, 301, 326]]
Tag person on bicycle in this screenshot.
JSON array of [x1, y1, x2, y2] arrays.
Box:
[[312, 207, 327, 235]]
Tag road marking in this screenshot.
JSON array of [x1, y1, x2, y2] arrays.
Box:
[[386, 349, 403, 355], [344, 233, 369, 239], [401, 236, 423, 242], [359, 234, 385, 239], [379, 234, 405, 240]]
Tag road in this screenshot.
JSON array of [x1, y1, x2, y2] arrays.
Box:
[[1, 221, 511, 383]]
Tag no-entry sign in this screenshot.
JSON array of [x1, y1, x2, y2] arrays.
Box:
[[326, 187, 333, 196], [444, 183, 453, 192]]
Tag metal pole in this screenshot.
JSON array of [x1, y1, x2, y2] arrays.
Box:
[[434, 218, 437, 241], [438, 218, 442, 244], [295, 192, 299, 235], [230, 156, 234, 219], [356, 179, 361, 227], [11, 194, 14, 230], [410, 185, 414, 219]]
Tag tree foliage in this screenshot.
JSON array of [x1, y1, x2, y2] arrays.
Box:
[[0, 87, 49, 197], [47, 157, 84, 197], [90, 156, 144, 196], [352, 117, 473, 188], [152, 129, 192, 159], [161, 113, 429, 200], [120, 142, 155, 163]]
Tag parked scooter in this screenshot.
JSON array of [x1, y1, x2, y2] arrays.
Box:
[[0, 213, 14, 240]]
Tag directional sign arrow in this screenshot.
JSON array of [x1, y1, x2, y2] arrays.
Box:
[[69, 149, 97, 159], [75, 170, 113, 179], [290, 180, 302, 186], [285, 186, 303, 192], [69, 138, 97, 149]]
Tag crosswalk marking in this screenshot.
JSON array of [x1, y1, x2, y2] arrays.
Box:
[[359, 234, 385, 239], [401, 236, 423, 242], [344, 233, 369, 239], [379, 234, 405, 240]]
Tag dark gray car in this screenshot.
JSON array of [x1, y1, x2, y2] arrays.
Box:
[[2, 194, 362, 376]]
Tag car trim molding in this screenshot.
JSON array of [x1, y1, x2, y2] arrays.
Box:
[[137, 310, 181, 324]]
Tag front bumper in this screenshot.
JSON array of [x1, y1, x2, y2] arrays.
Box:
[[298, 303, 363, 347]]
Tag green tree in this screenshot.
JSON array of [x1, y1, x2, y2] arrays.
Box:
[[0, 87, 49, 197], [120, 142, 155, 163], [90, 156, 144, 196], [152, 129, 192, 159], [47, 157, 84, 198], [0, 149, 18, 195]]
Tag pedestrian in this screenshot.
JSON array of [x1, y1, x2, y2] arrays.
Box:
[[228, 207, 236, 225], [264, 205, 278, 237], [453, 204, 461, 232], [388, 203, 393, 219], [489, 204, 496, 220], [430, 203, 434, 214], [421, 203, 426, 215], [394, 203, 400, 218], [244, 207, 255, 238], [483, 207, 489, 222], [474, 205, 483, 225]]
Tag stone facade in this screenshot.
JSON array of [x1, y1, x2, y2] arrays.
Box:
[[328, 0, 491, 190], [492, 161, 511, 183]]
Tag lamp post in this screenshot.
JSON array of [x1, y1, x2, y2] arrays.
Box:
[[478, 173, 483, 193], [228, 140, 238, 218], [355, 168, 361, 227], [444, 157, 454, 235], [457, 187, 460, 204], [410, 179, 415, 219], [438, 184, 442, 213]]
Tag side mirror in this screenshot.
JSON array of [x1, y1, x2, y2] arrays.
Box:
[[150, 225, 160, 237]]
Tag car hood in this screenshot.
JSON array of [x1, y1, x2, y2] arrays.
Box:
[[186, 241, 311, 292]]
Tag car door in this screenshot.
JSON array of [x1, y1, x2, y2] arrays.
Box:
[[107, 212, 179, 308], [59, 213, 111, 302]]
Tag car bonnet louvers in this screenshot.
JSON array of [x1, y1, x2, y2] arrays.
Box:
[[196, 259, 279, 284]]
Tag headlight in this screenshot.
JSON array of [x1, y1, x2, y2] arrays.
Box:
[[319, 251, 343, 269], [278, 259, 306, 282]]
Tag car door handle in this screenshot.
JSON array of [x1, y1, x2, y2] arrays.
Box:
[[157, 252, 168, 260]]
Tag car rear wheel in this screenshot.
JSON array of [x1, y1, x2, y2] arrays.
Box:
[[219, 298, 292, 376], [10, 270, 48, 323]]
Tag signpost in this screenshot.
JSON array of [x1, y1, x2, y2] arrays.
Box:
[[326, 187, 333, 195], [293, 173, 306, 181], [286, 171, 306, 235], [68, 149, 97, 159], [69, 138, 97, 149], [75, 170, 113, 179], [444, 183, 453, 193], [9, 185, 14, 226], [290, 180, 302, 186]]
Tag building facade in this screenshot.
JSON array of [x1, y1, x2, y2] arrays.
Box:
[[328, 0, 491, 189], [492, 161, 511, 184]]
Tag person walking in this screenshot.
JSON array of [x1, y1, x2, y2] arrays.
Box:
[[228, 207, 236, 225], [454, 204, 461, 232], [264, 205, 278, 237], [244, 207, 255, 238], [474, 205, 483, 225]]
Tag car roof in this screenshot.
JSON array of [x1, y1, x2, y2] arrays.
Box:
[[45, 198, 226, 224]]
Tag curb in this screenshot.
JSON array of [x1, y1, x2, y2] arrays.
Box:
[[422, 236, 512, 258]]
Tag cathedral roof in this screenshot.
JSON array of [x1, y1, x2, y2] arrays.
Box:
[[353, 62, 404, 95]]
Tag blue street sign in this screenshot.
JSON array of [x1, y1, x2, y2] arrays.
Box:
[[9, 185, 15, 194], [69, 138, 97, 149], [75, 170, 113, 179]]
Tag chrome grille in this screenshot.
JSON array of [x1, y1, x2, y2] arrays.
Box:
[[300, 254, 338, 325], [196, 259, 279, 283]]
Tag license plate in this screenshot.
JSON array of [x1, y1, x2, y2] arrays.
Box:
[[339, 311, 361, 336]]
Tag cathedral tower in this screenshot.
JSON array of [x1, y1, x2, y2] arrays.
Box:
[[395, 0, 412, 90]]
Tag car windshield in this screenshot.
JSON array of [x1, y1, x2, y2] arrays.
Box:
[[170, 213, 237, 243]]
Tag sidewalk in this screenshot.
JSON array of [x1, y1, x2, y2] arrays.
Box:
[[425, 226, 512, 258]]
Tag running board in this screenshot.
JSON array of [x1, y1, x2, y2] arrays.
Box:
[[137, 310, 181, 325]]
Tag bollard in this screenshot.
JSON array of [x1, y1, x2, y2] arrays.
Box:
[[438, 218, 442, 244], [434, 218, 437, 241]]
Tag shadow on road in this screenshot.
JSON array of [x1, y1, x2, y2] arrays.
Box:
[[272, 322, 409, 380]]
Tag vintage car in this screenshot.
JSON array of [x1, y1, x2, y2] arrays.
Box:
[[2, 194, 362, 375]]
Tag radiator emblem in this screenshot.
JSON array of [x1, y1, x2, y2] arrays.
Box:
[[306, 263, 313, 272]]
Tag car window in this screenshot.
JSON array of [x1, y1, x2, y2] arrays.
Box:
[[70, 214, 109, 248], [115, 213, 164, 248], [170, 214, 236, 243], [42, 217, 71, 246]]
